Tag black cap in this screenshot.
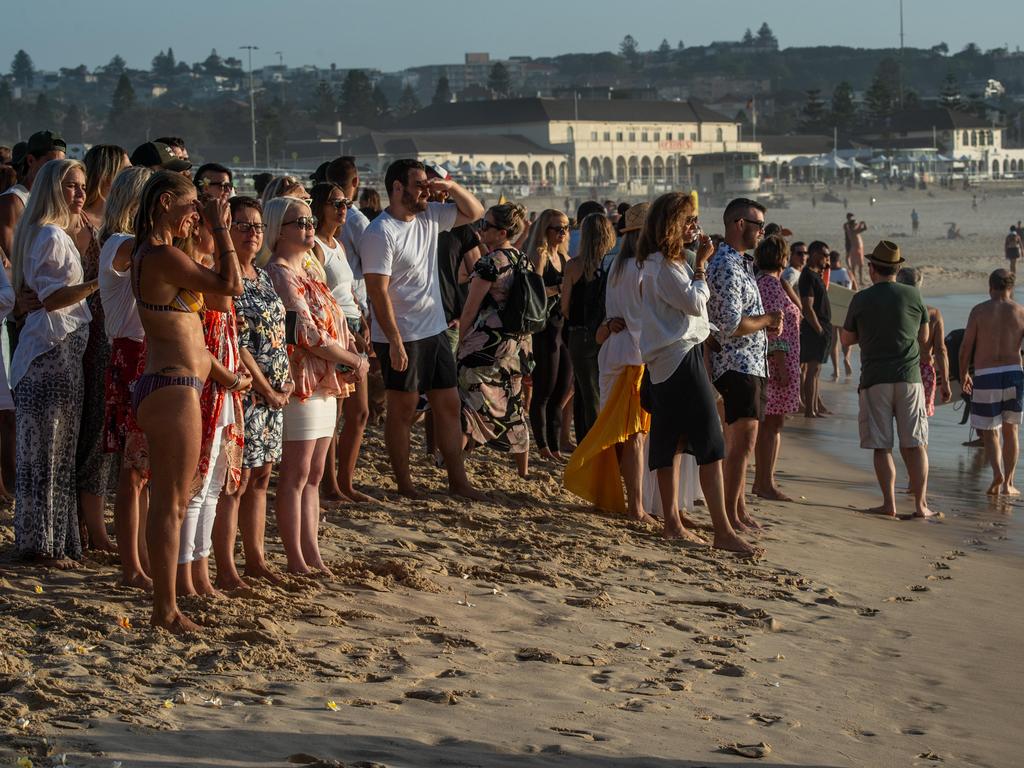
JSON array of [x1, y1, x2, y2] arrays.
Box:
[[310, 161, 330, 183], [130, 141, 192, 172], [26, 130, 67, 157], [10, 142, 28, 168]]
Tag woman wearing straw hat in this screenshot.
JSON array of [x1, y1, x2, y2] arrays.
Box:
[[840, 240, 937, 519]]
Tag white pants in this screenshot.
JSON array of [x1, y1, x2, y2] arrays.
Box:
[[642, 441, 703, 516], [179, 425, 227, 564]]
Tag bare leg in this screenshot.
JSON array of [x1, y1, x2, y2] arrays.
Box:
[[842, 343, 853, 377], [213, 468, 249, 591], [79, 491, 116, 552], [138, 385, 204, 634], [698, 460, 755, 553], [239, 462, 279, 581], [980, 428, 1005, 494], [176, 561, 197, 596], [866, 448, 898, 517], [514, 450, 529, 479], [384, 390, 423, 498], [138, 486, 150, 573], [191, 556, 223, 597], [299, 435, 333, 576], [723, 418, 760, 529], [657, 452, 704, 543], [337, 373, 371, 501], [427, 387, 489, 501], [753, 414, 791, 500], [829, 328, 840, 380], [621, 433, 655, 523], [1001, 423, 1019, 495], [275, 438, 316, 574], [900, 445, 936, 517], [113, 465, 151, 589], [801, 362, 816, 417], [321, 433, 344, 500]]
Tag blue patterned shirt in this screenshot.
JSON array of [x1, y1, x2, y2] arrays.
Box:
[[707, 242, 767, 380]]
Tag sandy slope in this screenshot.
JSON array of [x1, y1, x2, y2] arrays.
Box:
[[1, 413, 1020, 767]]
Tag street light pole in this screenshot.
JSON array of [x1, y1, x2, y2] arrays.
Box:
[[241, 45, 259, 168]]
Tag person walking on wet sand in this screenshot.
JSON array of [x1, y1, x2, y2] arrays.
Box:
[[959, 269, 1024, 496], [840, 241, 936, 519], [1005, 226, 1022, 276]]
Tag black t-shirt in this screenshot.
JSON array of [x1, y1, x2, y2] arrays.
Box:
[[437, 224, 479, 323], [798, 268, 831, 329]]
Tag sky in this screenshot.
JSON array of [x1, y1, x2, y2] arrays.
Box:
[[3, 0, 1021, 74]]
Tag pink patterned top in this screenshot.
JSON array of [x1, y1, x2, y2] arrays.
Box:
[[756, 273, 802, 416]]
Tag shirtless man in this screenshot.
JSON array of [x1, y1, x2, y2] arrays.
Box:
[[1005, 226, 1022, 276], [960, 269, 1024, 495], [844, 212, 867, 287]]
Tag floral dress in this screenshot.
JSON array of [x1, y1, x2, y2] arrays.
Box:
[[757, 273, 801, 416], [235, 267, 291, 468], [195, 308, 245, 495], [458, 249, 529, 454]]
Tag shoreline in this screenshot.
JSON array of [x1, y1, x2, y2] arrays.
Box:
[[1, 400, 1020, 766]]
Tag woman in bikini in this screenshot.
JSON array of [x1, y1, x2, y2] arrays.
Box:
[[131, 171, 242, 633]]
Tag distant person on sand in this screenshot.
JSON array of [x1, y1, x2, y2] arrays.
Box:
[[946, 222, 962, 240], [843, 212, 867, 286], [799, 242, 832, 416], [840, 240, 936, 519], [1005, 226, 1022, 276], [911, 208, 919, 235], [959, 269, 1024, 495]]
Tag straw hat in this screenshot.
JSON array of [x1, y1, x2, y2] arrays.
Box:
[[620, 202, 650, 233], [867, 240, 904, 265]]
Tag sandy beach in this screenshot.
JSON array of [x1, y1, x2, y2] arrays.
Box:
[[2, 188, 1023, 768]]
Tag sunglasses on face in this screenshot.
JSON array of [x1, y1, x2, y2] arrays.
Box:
[[547, 225, 570, 234], [329, 199, 354, 210], [735, 217, 765, 232], [283, 216, 318, 230], [793, 250, 808, 256], [232, 221, 266, 233], [201, 180, 234, 192], [479, 220, 502, 231]]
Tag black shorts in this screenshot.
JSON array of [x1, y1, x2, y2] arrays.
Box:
[[642, 345, 726, 470], [373, 331, 458, 394], [713, 369, 766, 425], [800, 324, 832, 365]]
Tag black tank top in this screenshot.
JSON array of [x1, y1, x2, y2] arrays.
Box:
[[568, 269, 602, 328]]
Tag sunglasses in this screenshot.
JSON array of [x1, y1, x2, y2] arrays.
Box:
[[547, 225, 570, 234], [200, 180, 234, 191], [736, 217, 766, 232], [792, 250, 808, 256], [232, 221, 266, 233], [479, 220, 503, 231], [283, 216, 318, 230], [329, 199, 354, 210]]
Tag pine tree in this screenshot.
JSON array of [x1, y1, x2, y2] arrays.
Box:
[[658, 39, 671, 57], [939, 72, 961, 109], [488, 62, 511, 97], [372, 85, 391, 121], [396, 84, 421, 117], [339, 69, 376, 125], [311, 80, 336, 123], [800, 89, 827, 132], [757, 22, 778, 48], [830, 81, 856, 128], [11, 49, 34, 87], [203, 49, 223, 75], [109, 74, 136, 127], [743, 28, 754, 45], [619, 34, 639, 64], [432, 75, 452, 106], [864, 58, 900, 121], [106, 54, 126, 75]]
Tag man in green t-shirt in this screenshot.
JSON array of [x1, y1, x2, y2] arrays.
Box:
[[841, 240, 937, 519]]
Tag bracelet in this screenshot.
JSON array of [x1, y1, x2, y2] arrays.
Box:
[[228, 373, 240, 390], [213, 226, 229, 232]]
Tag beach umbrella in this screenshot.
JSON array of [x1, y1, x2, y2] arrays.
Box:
[[789, 155, 815, 167], [475, 161, 488, 172]]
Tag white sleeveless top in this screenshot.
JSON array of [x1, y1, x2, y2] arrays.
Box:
[[315, 236, 360, 321], [597, 256, 645, 406], [0, 184, 29, 206]]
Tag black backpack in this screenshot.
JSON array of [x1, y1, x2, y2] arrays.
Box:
[[495, 248, 549, 335]]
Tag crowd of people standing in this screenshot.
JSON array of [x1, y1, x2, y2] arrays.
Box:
[[0, 128, 981, 634]]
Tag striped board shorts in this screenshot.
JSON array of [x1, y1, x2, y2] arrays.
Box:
[[970, 364, 1024, 430]]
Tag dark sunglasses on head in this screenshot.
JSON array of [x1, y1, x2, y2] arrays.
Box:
[[232, 221, 266, 233], [283, 216, 318, 230]]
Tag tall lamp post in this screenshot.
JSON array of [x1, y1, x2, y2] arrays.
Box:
[[241, 45, 259, 168]]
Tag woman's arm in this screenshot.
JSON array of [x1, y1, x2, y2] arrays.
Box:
[[560, 260, 579, 319], [42, 279, 98, 312], [458, 274, 491, 341], [111, 238, 135, 272], [238, 346, 287, 408], [208, 353, 252, 393]]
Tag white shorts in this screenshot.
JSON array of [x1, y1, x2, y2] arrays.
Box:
[[858, 382, 928, 449], [283, 394, 338, 441]]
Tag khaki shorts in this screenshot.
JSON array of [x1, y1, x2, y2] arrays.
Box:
[[858, 382, 929, 449]]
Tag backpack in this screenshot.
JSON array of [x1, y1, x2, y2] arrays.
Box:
[[494, 248, 548, 335], [582, 262, 609, 337]]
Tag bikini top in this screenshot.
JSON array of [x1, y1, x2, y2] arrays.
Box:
[[132, 246, 205, 314]]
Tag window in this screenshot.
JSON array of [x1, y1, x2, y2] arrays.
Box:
[[628, 132, 636, 142], [690, 132, 697, 141], [616, 131, 624, 141], [962, 130, 969, 145], [590, 131, 598, 141], [654, 132, 661, 142], [603, 131, 611, 141], [715, 127, 724, 142], [641, 131, 649, 142], [666, 132, 673, 141]]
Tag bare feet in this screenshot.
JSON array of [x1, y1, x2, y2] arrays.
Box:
[[214, 573, 249, 592], [450, 484, 491, 503], [844, 361, 853, 376], [909, 506, 942, 519], [753, 485, 793, 502], [663, 521, 707, 544], [151, 611, 203, 635], [286, 563, 315, 576], [320, 487, 347, 502], [862, 505, 897, 518], [629, 509, 659, 527], [340, 487, 374, 503], [395, 484, 428, 501], [1002, 483, 1020, 496], [312, 563, 336, 579], [987, 477, 1005, 495], [712, 531, 758, 555], [243, 562, 282, 584], [738, 513, 763, 530], [195, 584, 226, 599], [88, 537, 118, 554], [34, 555, 81, 570], [120, 571, 153, 590]]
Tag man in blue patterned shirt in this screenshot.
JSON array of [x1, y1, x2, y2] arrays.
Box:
[[707, 198, 783, 532]]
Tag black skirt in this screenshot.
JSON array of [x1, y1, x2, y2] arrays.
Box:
[[642, 344, 726, 470]]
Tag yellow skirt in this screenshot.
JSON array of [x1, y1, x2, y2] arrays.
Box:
[[564, 365, 650, 514]]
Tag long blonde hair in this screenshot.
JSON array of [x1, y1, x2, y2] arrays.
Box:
[[261, 175, 305, 206], [524, 208, 569, 271], [98, 166, 152, 245], [577, 213, 615, 280], [84, 144, 128, 210], [11, 158, 85, 292]]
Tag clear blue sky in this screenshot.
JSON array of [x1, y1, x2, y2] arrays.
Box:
[[4, 0, 1020, 73]]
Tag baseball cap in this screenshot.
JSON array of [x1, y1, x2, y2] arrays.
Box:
[[423, 160, 450, 180], [130, 141, 192, 172], [26, 130, 67, 157]]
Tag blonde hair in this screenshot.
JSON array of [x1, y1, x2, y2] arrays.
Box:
[[84, 144, 128, 210], [11, 158, 85, 292], [98, 166, 152, 245], [261, 175, 306, 206], [637, 192, 696, 265], [259, 195, 308, 265], [488, 201, 527, 241], [524, 208, 569, 270], [577, 213, 615, 280]]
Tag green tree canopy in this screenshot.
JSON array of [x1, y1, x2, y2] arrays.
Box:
[[432, 75, 452, 106], [11, 49, 34, 87], [488, 62, 511, 97]]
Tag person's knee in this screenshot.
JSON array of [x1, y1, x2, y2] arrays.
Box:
[[249, 465, 272, 491]]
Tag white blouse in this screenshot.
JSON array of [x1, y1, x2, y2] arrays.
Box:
[[10, 225, 92, 388], [597, 257, 645, 406], [638, 252, 711, 385]]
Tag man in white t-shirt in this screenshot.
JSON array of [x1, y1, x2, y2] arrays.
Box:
[[327, 156, 371, 315], [780, 241, 806, 288], [361, 159, 486, 500]]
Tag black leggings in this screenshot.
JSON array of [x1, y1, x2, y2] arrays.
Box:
[[529, 322, 573, 450]]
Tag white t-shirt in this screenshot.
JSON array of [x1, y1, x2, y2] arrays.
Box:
[[98, 233, 144, 341], [10, 225, 92, 389], [781, 266, 801, 288], [830, 267, 852, 288], [341, 208, 370, 313], [360, 202, 457, 344], [315, 235, 360, 320]]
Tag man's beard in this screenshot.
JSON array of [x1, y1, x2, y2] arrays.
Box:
[[402, 189, 428, 212]]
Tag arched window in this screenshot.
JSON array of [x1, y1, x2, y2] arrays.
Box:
[[567, 127, 575, 142], [577, 158, 589, 183], [971, 131, 978, 146], [962, 130, 969, 145], [715, 127, 724, 142], [988, 130, 995, 145], [615, 156, 627, 181]]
